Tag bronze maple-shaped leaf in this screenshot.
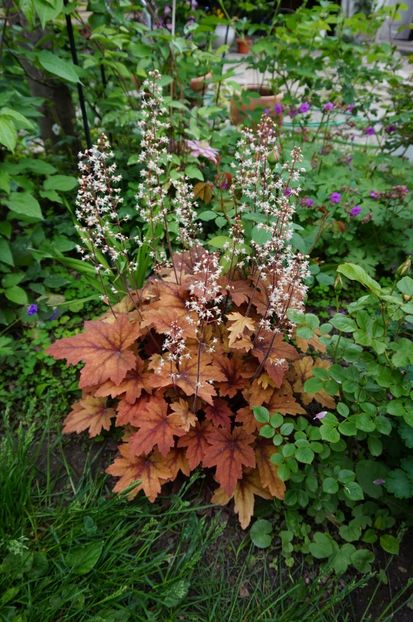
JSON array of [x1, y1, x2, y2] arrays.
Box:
[[203, 426, 256, 496], [163, 447, 191, 480], [212, 469, 271, 529], [95, 356, 150, 403], [215, 354, 252, 399], [252, 330, 299, 387], [255, 441, 286, 499], [107, 442, 172, 501], [204, 398, 233, 428], [116, 393, 156, 427], [149, 351, 226, 405], [47, 314, 140, 388], [177, 420, 214, 470], [130, 394, 187, 456], [63, 395, 115, 437], [226, 312, 256, 351], [169, 399, 197, 431]]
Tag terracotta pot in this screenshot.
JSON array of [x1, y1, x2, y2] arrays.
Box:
[[190, 72, 212, 93], [230, 86, 283, 126], [236, 37, 252, 54]]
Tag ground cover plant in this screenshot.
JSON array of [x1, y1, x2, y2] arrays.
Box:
[[1, 0, 413, 618]]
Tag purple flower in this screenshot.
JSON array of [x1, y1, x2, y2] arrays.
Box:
[[370, 191, 380, 200], [347, 103, 355, 113], [350, 205, 362, 217], [264, 107, 270, 116], [48, 308, 59, 321], [385, 124, 397, 134], [274, 102, 283, 115], [298, 102, 311, 114], [27, 304, 38, 316], [303, 197, 314, 207], [323, 102, 334, 112], [364, 126, 375, 136], [186, 140, 219, 164], [373, 478, 386, 486], [313, 411, 327, 421], [289, 107, 298, 118], [329, 192, 342, 204], [284, 187, 293, 197]]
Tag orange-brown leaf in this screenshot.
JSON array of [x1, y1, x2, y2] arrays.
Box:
[[163, 447, 191, 480], [169, 399, 197, 431], [255, 441, 286, 499], [63, 395, 115, 437], [130, 395, 186, 456], [149, 352, 226, 405], [226, 312, 256, 351], [107, 443, 172, 501], [193, 181, 214, 204], [211, 469, 271, 529], [235, 406, 258, 434], [203, 427, 256, 496], [252, 331, 299, 387], [177, 420, 214, 469], [265, 381, 306, 415], [214, 353, 251, 398], [204, 398, 233, 428], [47, 314, 140, 388], [116, 394, 157, 427], [95, 357, 150, 403]]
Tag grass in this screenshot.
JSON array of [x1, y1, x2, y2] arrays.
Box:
[[0, 408, 411, 622]]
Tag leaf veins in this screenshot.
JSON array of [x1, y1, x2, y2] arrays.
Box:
[[47, 314, 140, 388], [203, 426, 256, 496]]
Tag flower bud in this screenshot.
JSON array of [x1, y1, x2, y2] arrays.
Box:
[[334, 274, 343, 290], [396, 257, 411, 277]]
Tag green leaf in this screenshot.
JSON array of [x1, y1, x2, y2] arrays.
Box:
[[295, 446, 314, 464], [253, 406, 269, 423], [208, 235, 230, 249], [270, 413, 283, 428], [355, 460, 388, 499], [5, 286, 29, 305], [0, 239, 14, 266], [309, 532, 335, 559], [43, 175, 78, 192], [185, 165, 204, 181], [65, 541, 104, 575], [380, 534, 399, 555], [343, 482, 364, 501], [397, 276, 413, 297], [34, 0, 64, 28], [0, 107, 35, 130], [320, 426, 340, 443], [5, 192, 43, 220], [303, 377, 324, 393], [0, 115, 17, 151], [350, 549, 374, 573], [198, 210, 217, 222], [38, 50, 79, 83], [337, 263, 381, 295], [385, 469, 413, 499], [250, 519, 272, 549], [330, 314, 357, 332], [259, 424, 275, 438], [323, 477, 339, 494]]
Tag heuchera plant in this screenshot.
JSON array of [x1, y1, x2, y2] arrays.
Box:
[[47, 72, 327, 528]]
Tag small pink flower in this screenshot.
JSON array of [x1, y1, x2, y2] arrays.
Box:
[[302, 197, 314, 207], [373, 478, 386, 486], [364, 126, 375, 136], [323, 102, 334, 112], [314, 411, 327, 420], [186, 140, 219, 164], [274, 102, 283, 115]]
